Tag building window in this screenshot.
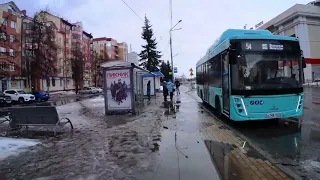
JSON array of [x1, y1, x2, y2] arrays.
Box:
[[9, 63, 14, 71], [9, 35, 15, 42], [2, 18, 7, 26], [0, 47, 6, 55], [9, 49, 14, 56], [0, 62, 6, 71], [0, 33, 6, 41], [10, 21, 16, 29], [52, 78, 55, 86]]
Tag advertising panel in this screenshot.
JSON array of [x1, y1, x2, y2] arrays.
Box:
[[106, 69, 131, 110]]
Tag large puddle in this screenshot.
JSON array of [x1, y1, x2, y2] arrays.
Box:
[[148, 129, 221, 180]]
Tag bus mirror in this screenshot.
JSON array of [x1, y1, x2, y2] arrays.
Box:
[[302, 57, 306, 68]]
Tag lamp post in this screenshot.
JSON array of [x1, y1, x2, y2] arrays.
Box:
[[169, 20, 182, 82]]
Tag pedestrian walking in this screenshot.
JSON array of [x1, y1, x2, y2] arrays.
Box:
[[175, 79, 181, 95], [166, 79, 174, 102], [162, 81, 168, 102], [146, 80, 151, 101]]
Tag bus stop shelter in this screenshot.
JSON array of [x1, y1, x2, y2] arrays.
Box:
[[101, 61, 155, 115]]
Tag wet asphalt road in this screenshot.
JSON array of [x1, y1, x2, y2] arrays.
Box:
[[187, 85, 320, 180]]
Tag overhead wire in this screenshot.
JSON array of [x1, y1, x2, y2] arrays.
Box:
[[120, 0, 144, 22], [120, 0, 170, 61]]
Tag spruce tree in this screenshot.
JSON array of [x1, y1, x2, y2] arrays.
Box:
[[160, 60, 172, 81], [139, 16, 161, 71]]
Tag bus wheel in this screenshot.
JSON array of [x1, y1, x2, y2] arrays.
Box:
[[215, 99, 222, 117]]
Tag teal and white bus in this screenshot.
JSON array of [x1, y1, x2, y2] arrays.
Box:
[[196, 29, 306, 121]]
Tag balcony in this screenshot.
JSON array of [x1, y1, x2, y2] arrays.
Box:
[[59, 28, 66, 34]]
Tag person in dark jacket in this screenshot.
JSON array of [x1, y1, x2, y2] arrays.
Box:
[[175, 79, 180, 95], [162, 81, 168, 102], [147, 80, 151, 101]]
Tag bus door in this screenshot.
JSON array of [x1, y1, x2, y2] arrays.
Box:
[[204, 62, 209, 102], [221, 52, 230, 114]]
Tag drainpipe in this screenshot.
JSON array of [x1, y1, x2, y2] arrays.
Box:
[[21, 15, 27, 90]]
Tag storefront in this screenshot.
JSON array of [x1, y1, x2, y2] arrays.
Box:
[[0, 77, 27, 92]]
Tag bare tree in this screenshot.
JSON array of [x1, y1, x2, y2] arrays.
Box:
[[71, 44, 85, 94], [22, 11, 58, 92], [92, 51, 108, 87]]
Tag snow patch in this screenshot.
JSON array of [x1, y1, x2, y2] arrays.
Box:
[[55, 97, 105, 129], [0, 137, 39, 160]]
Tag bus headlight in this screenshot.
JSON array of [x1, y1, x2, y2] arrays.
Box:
[[233, 97, 248, 116], [296, 95, 303, 112]]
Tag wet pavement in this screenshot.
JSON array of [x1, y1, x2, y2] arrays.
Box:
[[187, 86, 320, 180]]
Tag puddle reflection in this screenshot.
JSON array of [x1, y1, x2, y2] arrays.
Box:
[[204, 140, 250, 180]]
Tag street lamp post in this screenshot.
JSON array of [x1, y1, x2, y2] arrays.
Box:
[[169, 20, 182, 82]]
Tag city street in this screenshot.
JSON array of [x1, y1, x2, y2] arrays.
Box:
[[0, 86, 306, 180]]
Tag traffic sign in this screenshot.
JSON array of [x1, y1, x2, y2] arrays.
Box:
[[190, 72, 194, 76], [189, 68, 193, 72], [174, 67, 177, 73]]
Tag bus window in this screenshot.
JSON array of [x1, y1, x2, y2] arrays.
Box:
[[231, 52, 302, 91]]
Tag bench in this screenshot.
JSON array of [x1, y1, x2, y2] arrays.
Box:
[[0, 106, 73, 135]]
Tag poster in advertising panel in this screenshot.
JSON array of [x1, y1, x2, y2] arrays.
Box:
[[106, 69, 132, 110]]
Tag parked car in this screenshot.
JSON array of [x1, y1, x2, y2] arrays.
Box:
[[92, 87, 103, 93], [0, 91, 12, 106], [4, 89, 35, 104], [33, 90, 50, 101], [78, 87, 100, 94]]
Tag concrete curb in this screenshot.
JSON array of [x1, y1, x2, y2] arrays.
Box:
[[185, 91, 303, 180]]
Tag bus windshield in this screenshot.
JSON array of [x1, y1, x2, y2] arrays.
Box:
[[232, 52, 303, 91]]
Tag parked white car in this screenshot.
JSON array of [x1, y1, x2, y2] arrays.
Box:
[[4, 89, 35, 104], [78, 87, 100, 94], [92, 87, 103, 93]]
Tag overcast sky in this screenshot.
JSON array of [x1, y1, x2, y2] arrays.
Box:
[[4, 0, 313, 76]]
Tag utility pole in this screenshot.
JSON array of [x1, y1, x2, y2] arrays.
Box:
[[169, 0, 174, 82]]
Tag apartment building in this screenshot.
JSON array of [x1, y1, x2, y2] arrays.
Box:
[[258, 0, 320, 81], [0, 1, 25, 91], [118, 42, 128, 61], [32, 11, 74, 91], [93, 37, 128, 61], [71, 22, 93, 87], [21, 11, 93, 92], [93, 37, 116, 60]]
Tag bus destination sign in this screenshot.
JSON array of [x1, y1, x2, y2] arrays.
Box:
[[241, 40, 295, 52]]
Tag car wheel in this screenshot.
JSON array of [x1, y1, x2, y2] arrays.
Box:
[[18, 97, 25, 104]]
